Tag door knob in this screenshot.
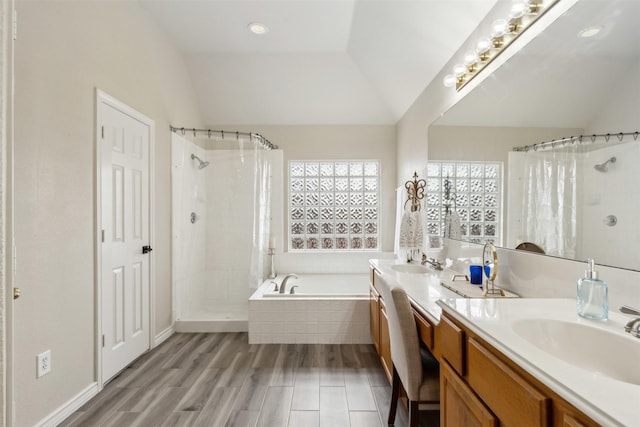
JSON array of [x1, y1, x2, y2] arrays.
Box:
[[142, 245, 153, 254], [13, 287, 20, 300]]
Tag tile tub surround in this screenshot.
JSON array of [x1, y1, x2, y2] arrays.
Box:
[[249, 275, 371, 344]]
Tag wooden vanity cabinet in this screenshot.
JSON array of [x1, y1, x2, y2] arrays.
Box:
[[379, 299, 393, 381], [370, 267, 392, 382], [369, 266, 439, 384], [369, 282, 380, 354], [440, 312, 599, 427]]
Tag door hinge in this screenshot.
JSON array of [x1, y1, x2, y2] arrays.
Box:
[[101, 126, 104, 139], [102, 334, 105, 348], [101, 229, 105, 243]]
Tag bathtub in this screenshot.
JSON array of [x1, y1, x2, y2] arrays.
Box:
[[248, 273, 371, 344]]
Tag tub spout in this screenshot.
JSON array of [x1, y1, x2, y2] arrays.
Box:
[[279, 273, 298, 294]]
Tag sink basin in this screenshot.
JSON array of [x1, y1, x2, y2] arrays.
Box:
[[511, 318, 640, 385], [391, 264, 430, 274]]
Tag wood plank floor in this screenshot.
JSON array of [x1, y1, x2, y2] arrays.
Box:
[[60, 333, 439, 427]]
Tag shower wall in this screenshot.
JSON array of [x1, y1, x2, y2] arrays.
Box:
[[579, 141, 640, 269], [171, 133, 277, 331]]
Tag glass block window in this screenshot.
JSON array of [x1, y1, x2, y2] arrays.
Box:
[[426, 161, 503, 245], [289, 160, 380, 251]]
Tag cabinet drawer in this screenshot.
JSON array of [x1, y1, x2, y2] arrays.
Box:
[[413, 309, 434, 350], [468, 338, 550, 427], [440, 315, 465, 376]]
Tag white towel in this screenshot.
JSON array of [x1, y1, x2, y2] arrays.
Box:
[[399, 210, 424, 248], [444, 209, 462, 240]]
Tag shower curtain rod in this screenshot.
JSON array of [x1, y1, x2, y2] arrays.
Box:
[[512, 131, 639, 152], [170, 126, 278, 150]]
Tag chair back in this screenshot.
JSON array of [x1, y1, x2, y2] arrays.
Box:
[[377, 275, 423, 400]]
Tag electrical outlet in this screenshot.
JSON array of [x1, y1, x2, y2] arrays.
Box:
[[36, 350, 51, 378]]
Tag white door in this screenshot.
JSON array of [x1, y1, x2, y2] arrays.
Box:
[[100, 97, 152, 382]]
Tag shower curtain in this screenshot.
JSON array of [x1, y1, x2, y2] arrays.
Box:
[[521, 144, 578, 258], [171, 131, 272, 323]]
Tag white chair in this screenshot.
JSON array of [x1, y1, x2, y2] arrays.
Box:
[[378, 275, 440, 427]]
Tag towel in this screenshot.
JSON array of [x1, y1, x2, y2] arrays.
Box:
[[399, 210, 424, 248], [444, 209, 461, 240]]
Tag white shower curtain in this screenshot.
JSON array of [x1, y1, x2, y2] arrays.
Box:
[[172, 131, 273, 322], [521, 144, 578, 258]]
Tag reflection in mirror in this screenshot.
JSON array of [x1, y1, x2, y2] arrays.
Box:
[[428, 0, 640, 271]]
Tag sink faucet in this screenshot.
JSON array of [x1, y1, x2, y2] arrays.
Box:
[[421, 254, 443, 271], [620, 305, 640, 338], [279, 273, 298, 294]]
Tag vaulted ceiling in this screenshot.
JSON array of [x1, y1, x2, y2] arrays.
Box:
[[139, 0, 497, 125]]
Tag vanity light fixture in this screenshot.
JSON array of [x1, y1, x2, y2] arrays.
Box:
[[248, 22, 269, 35], [443, 0, 559, 91]]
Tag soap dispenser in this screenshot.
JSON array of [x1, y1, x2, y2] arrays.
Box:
[[577, 258, 608, 320]]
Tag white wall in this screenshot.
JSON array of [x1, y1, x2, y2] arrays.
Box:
[[13, 2, 202, 425], [584, 58, 640, 135]]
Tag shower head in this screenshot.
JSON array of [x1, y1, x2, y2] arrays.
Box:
[[594, 156, 616, 173], [191, 154, 210, 169]]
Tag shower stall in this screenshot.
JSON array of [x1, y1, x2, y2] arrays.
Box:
[[507, 131, 640, 269], [171, 128, 279, 331]]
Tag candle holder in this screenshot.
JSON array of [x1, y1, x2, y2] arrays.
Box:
[[268, 248, 276, 279]]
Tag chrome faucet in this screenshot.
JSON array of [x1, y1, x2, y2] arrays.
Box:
[[279, 273, 298, 294], [620, 305, 640, 338], [421, 254, 443, 271]]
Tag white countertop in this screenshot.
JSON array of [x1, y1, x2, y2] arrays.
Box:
[[369, 258, 640, 426]]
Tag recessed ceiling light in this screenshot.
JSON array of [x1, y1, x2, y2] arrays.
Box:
[[578, 25, 602, 38], [248, 22, 269, 35]]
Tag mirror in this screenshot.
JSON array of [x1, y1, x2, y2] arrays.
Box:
[[428, 0, 640, 271]]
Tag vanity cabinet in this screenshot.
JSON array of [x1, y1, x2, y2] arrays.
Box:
[[440, 311, 599, 427], [370, 267, 393, 382], [369, 266, 439, 384], [369, 282, 380, 354], [379, 299, 393, 381]]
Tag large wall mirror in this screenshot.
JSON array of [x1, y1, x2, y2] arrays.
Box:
[[428, 0, 640, 271]]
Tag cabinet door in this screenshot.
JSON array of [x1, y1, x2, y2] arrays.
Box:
[[467, 338, 550, 427], [379, 300, 393, 383], [369, 285, 380, 353], [441, 361, 498, 427]]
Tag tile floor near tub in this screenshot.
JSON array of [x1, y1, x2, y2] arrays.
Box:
[[61, 332, 439, 427]]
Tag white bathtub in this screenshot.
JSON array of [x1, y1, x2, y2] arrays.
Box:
[[248, 273, 371, 344]]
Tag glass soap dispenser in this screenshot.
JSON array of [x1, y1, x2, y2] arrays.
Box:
[[577, 258, 608, 320]]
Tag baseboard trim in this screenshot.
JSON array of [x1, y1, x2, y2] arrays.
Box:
[[35, 382, 98, 427], [154, 325, 175, 348], [175, 319, 248, 333]]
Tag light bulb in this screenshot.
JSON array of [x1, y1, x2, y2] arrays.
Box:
[[579, 25, 603, 38], [475, 37, 491, 54], [491, 19, 508, 39], [453, 64, 467, 77], [248, 22, 269, 35], [443, 74, 456, 88], [509, 2, 527, 19], [463, 52, 479, 67]]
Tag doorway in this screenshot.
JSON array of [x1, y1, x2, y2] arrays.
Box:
[[96, 90, 155, 384]]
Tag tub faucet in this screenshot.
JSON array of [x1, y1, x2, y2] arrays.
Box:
[[279, 273, 298, 294]]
